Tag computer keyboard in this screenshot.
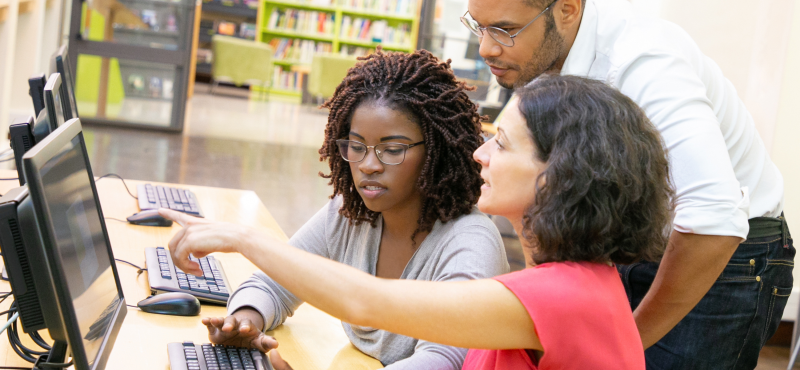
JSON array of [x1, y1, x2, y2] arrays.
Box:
[[146, 247, 231, 304], [138, 184, 204, 217], [168, 342, 273, 370]]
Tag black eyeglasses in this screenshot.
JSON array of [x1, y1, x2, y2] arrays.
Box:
[[336, 139, 425, 165], [460, 0, 558, 47]]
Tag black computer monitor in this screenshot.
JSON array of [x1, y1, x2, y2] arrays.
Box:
[[0, 118, 127, 369], [44, 73, 66, 131], [51, 45, 79, 120], [28, 73, 48, 117]]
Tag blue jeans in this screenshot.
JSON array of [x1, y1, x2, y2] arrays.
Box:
[[618, 232, 795, 369]]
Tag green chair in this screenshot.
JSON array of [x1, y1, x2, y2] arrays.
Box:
[[307, 54, 359, 101], [211, 35, 273, 96]]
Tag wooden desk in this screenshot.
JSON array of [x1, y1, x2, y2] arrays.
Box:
[[0, 170, 382, 370]]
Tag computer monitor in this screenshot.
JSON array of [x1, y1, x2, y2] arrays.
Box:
[[28, 74, 48, 117], [44, 73, 66, 131], [0, 118, 127, 369], [51, 45, 78, 120]]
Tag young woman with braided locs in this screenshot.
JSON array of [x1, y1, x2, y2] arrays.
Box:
[[190, 49, 509, 369]]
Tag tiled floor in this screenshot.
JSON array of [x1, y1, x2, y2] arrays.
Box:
[[57, 84, 792, 368]]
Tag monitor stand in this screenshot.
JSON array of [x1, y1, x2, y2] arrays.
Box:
[[33, 340, 67, 370]]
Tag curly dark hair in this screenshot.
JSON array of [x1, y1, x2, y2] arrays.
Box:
[[319, 49, 484, 240], [518, 75, 675, 265]]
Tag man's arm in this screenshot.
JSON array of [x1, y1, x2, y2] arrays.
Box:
[[614, 51, 751, 347], [634, 232, 740, 348]]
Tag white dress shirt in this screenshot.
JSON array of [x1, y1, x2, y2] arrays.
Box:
[[544, 0, 783, 239]]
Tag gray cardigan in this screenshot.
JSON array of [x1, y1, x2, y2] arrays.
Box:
[[227, 196, 509, 369]]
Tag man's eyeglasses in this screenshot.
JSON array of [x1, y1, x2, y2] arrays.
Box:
[[460, 0, 558, 47], [336, 139, 425, 165]]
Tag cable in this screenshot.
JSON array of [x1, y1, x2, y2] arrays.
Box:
[[29, 332, 51, 351], [126, 304, 139, 309], [104, 217, 128, 223], [0, 178, 19, 181], [114, 259, 144, 271], [0, 312, 18, 335], [95, 174, 138, 200], [6, 302, 44, 363], [0, 366, 33, 369], [114, 259, 145, 276]]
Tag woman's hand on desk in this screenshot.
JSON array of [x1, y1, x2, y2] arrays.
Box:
[[204, 307, 278, 353], [159, 208, 277, 276]]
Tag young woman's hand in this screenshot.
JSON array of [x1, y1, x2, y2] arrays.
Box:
[[203, 307, 278, 353], [269, 350, 294, 370], [158, 208, 272, 276]]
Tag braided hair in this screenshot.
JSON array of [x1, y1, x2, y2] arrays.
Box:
[[319, 49, 484, 241]]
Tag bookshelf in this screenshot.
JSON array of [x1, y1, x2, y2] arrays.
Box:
[[196, 0, 260, 77], [256, 0, 420, 99]]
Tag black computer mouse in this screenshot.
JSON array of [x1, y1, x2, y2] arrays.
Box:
[[127, 209, 173, 227], [137, 292, 201, 316]]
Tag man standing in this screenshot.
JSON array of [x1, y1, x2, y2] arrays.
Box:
[[462, 0, 793, 368]]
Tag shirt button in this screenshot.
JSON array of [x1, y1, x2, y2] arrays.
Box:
[[750, 259, 756, 265], [756, 276, 761, 282]]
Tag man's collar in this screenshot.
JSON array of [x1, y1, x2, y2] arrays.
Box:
[[560, 0, 598, 77]]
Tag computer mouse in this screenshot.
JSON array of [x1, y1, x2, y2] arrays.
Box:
[[127, 209, 173, 227], [137, 292, 201, 316]]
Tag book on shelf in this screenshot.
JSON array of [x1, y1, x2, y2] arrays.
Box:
[[268, 37, 333, 63], [196, 48, 214, 63], [339, 45, 371, 57], [269, 8, 335, 35], [340, 0, 418, 15], [239, 22, 257, 39], [284, 0, 419, 15], [217, 20, 237, 35], [272, 66, 303, 91], [340, 16, 410, 45]]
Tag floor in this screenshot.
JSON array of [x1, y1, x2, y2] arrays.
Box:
[[50, 83, 793, 369]]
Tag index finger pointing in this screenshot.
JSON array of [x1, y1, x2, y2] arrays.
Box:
[[159, 208, 192, 227]]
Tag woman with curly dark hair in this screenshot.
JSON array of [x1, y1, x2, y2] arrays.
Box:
[[183, 49, 508, 369], [162, 74, 674, 369]]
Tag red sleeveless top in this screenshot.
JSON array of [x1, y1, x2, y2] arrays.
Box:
[[461, 262, 645, 370]]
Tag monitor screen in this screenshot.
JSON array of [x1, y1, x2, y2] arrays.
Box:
[[52, 87, 66, 127], [37, 134, 120, 367], [52, 45, 79, 119]]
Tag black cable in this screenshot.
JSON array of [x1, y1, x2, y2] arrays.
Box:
[[6, 302, 40, 363], [104, 217, 128, 223], [114, 259, 145, 276], [5, 301, 70, 368], [114, 259, 144, 270], [0, 366, 33, 369], [95, 174, 138, 200], [0, 178, 19, 181], [10, 319, 47, 356], [29, 331, 51, 351]]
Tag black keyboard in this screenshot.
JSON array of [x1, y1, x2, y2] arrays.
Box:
[[168, 342, 272, 370], [138, 184, 204, 217], [147, 247, 231, 304]]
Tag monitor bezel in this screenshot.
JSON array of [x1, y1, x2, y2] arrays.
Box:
[[52, 45, 78, 120], [43, 73, 64, 132], [22, 118, 127, 370]]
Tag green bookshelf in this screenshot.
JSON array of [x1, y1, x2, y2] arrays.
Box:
[[257, 0, 420, 99]]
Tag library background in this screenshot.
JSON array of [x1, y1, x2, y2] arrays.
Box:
[[0, 0, 508, 132]]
